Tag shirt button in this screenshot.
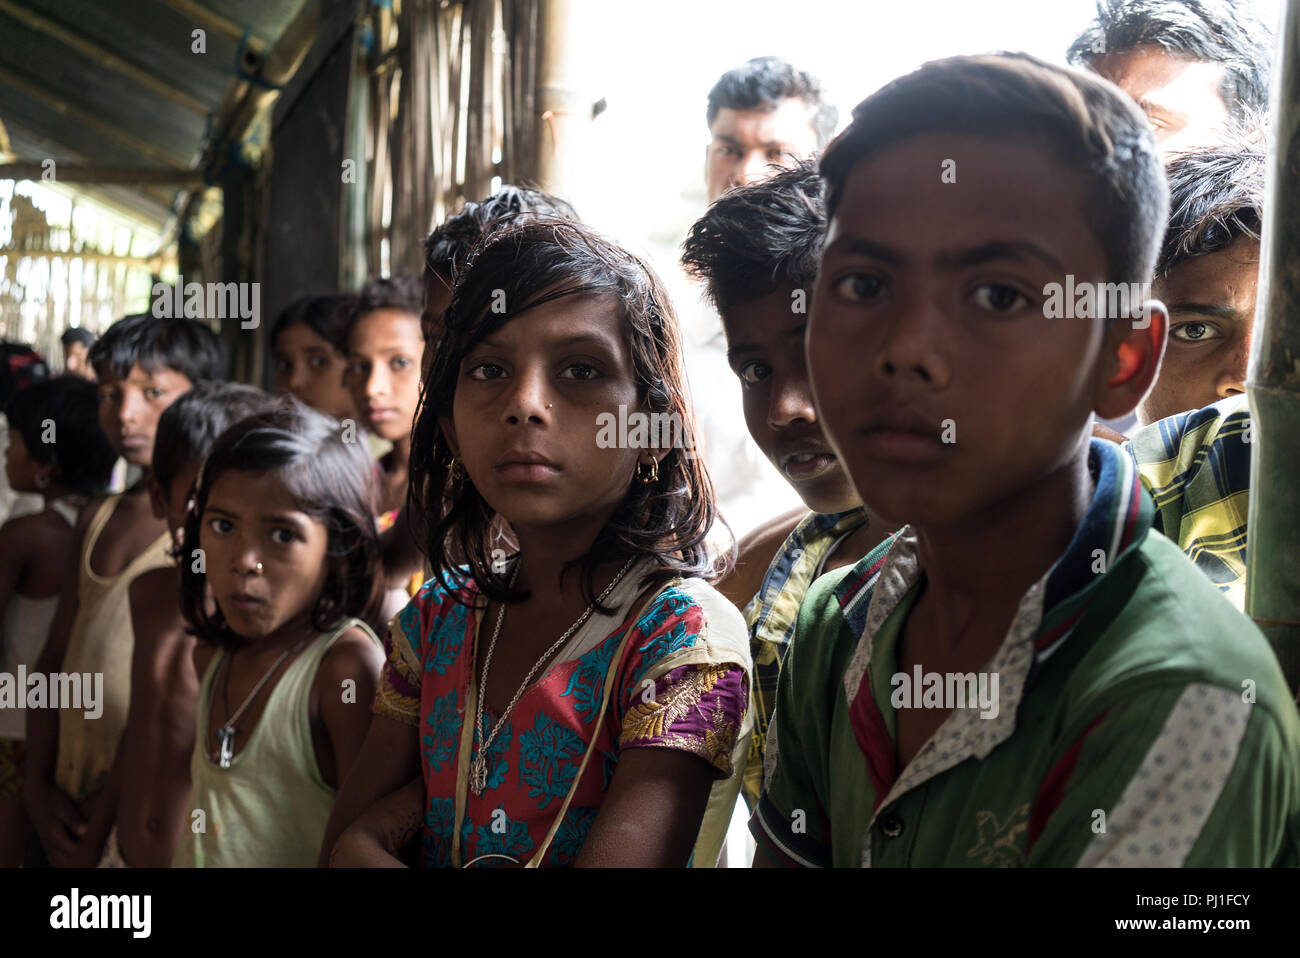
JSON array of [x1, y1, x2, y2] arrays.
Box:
[[880, 813, 904, 839]]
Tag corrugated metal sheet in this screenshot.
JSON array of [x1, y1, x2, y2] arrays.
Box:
[[0, 0, 312, 227]]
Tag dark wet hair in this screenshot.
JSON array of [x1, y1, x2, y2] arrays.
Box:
[[410, 217, 724, 610], [152, 382, 277, 500], [271, 294, 354, 353], [180, 396, 384, 650], [821, 52, 1169, 288], [5, 376, 116, 497], [60, 327, 95, 349], [1067, 0, 1273, 122], [88, 312, 227, 383], [1157, 135, 1265, 278], [682, 161, 825, 314], [423, 186, 580, 281], [707, 56, 838, 149]]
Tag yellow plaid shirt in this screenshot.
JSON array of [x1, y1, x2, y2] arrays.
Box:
[[1125, 395, 1251, 610]]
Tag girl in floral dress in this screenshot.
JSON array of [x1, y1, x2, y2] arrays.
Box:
[[322, 218, 752, 868]]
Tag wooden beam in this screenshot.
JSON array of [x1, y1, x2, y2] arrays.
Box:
[[0, 0, 209, 114], [155, 0, 267, 51], [0, 246, 165, 266], [0, 63, 188, 169], [0, 164, 203, 187]]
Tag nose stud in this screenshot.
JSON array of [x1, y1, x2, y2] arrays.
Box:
[[255, 562, 263, 574]]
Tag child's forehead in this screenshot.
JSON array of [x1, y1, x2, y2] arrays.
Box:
[[276, 321, 338, 351], [827, 135, 1097, 268], [102, 361, 189, 386], [207, 469, 309, 510], [721, 286, 806, 340], [471, 293, 629, 351]]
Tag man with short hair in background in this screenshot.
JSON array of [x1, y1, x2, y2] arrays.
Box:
[[705, 56, 838, 203], [1067, 0, 1273, 155]]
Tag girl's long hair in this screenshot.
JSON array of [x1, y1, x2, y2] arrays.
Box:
[[409, 217, 727, 609], [180, 396, 385, 649]]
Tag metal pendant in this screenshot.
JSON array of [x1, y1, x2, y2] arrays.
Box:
[[469, 757, 487, 796], [217, 725, 236, 768]]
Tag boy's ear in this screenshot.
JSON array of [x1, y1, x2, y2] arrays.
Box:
[[146, 474, 168, 521], [1093, 298, 1168, 421]]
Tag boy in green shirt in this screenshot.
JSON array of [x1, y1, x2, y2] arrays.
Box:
[[752, 53, 1300, 867]]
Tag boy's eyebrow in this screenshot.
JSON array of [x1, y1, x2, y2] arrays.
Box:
[[825, 237, 1066, 273], [1167, 302, 1247, 320], [822, 236, 905, 266], [935, 240, 1066, 273], [725, 342, 759, 364], [206, 504, 241, 519], [712, 134, 743, 146]]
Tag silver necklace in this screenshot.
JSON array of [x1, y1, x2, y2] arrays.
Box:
[[213, 634, 312, 768], [469, 556, 637, 796]]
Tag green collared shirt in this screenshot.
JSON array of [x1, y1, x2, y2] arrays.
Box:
[[752, 439, 1300, 867]]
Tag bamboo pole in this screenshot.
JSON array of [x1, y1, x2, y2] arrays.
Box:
[[1247, 0, 1300, 696], [534, 0, 578, 196]]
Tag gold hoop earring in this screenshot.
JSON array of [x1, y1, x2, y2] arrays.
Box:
[[635, 456, 659, 485], [448, 456, 466, 481]]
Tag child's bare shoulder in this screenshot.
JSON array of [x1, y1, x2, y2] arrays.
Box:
[[319, 625, 385, 682], [129, 566, 178, 604], [0, 511, 42, 551], [129, 568, 186, 643], [719, 506, 808, 609]]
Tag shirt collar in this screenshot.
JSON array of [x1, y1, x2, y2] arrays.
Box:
[[838, 438, 1154, 686]]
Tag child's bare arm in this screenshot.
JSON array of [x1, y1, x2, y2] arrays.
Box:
[[71, 753, 121, 866], [317, 714, 421, 867], [575, 749, 717, 867], [329, 776, 423, 868], [715, 506, 804, 611], [0, 516, 34, 628], [113, 569, 197, 866], [314, 629, 385, 788], [22, 505, 95, 865]]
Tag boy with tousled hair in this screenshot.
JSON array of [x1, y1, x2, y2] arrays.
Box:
[[682, 164, 895, 809], [753, 53, 1299, 867], [99, 383, 277, 866], [1140, 136, 1264, 426], [24, 313, 225, 866], [1120, 137, 1265, 612]]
